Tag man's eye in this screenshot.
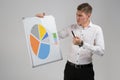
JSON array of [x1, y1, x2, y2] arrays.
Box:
[[78, 15, 82, 17]]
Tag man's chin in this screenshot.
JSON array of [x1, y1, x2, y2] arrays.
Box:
[[77, 23, 82, 26]]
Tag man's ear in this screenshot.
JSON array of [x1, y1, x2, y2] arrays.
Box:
[[87, 13, 91, 18]]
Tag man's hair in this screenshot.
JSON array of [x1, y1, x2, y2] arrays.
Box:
[[77, 3, 92, 14]]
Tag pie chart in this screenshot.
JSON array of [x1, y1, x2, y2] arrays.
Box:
[[30, 24, 50, 59]]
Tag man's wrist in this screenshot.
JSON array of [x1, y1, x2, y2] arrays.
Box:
[[79, 40, 83, 47]]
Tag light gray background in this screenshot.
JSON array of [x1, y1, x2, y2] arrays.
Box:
[[0, 0, 120, 80]]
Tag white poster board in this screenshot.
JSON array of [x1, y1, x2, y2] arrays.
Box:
[[23, 16, 62, 67]]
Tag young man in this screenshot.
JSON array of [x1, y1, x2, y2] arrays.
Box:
[[36, 3, 105, 80]]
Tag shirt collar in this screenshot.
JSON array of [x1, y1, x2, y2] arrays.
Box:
[[77, 21, 93, 30], [89, 21, 93, 27]]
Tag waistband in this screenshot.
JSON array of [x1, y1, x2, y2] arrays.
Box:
[[67, 61, 93, 69]]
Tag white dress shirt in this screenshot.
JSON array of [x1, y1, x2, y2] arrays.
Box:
[[58, 22, 105, 65]]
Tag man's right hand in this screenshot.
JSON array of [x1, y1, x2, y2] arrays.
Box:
[[36, 13, 45, 18]]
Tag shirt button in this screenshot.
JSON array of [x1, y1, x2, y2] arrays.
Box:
[[76, 60, 78, 63], [83, 47, 85, 49], [77, 53, 79, 55], [81, 33, 83, 36]]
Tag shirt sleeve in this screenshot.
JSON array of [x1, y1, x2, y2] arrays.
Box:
[[82, 27, 105, 56], [58, 27, 69, 40]]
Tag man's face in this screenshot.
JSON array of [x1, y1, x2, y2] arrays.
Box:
[[76, 10, 91, 26]]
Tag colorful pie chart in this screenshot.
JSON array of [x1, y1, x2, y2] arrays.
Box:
[[30, 24, 50, 59]]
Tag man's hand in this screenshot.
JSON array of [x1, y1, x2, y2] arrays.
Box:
[[73, 37, 82, 45], [36, 13, 45, 18]]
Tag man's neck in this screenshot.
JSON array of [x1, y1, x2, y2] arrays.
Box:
[[81, 20, 90, 29]]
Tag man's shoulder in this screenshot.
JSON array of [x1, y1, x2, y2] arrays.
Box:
[[91, 23, 102, 31]]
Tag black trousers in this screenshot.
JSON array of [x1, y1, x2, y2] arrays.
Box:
[[64, 61, 94, 80]]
